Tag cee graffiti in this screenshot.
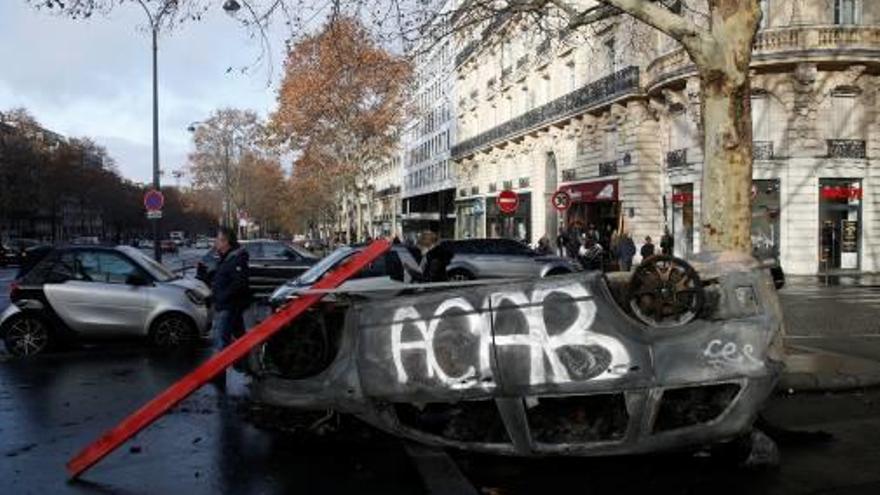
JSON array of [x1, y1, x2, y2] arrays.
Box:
[[390, 282, 631, 390], [702, 339, 763, 371]]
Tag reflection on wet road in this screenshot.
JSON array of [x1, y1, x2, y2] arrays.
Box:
[[0, 345, 422, 494]]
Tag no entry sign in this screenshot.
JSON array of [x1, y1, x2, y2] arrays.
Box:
[[143, 189, 164, 212], [551, 190, 572, 212], [496, 190, 519, 214]]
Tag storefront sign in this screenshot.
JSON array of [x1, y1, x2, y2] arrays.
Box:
[[821, 186, 862, 201], [496, 190, 519, 214], [561, 180, 618, 203], [551, 190, 572, 211], [672, 192, 693, 204]]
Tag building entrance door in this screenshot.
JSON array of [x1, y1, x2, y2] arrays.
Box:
[[819, 179, 862, 271], [672, 184, 694, 258]]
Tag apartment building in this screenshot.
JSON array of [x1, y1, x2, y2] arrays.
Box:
[[452, 0, 880, 274]]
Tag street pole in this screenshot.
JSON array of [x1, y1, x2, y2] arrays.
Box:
[[151, 26, 162, 262]]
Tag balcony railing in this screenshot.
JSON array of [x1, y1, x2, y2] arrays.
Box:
[[502, 180, 513, 190], [827, 139, 866, 159], [562, 168, 577, 182], [753, 141, 774, 160], [666, 148, 688, 169], [488, 182, 497, 192], [646, 25, 880, 88], [518, 177, 530, 188], [452, 67, 641, 159], [598, 161, 618, 176]]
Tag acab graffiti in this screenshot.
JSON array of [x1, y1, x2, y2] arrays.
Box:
[[390, 282, 631, 390]]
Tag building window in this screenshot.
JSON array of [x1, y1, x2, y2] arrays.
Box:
[[834, 0, 859, 25], [604, 37, 617, 74], [759, 0, 770, 29], [831, 88, 861, 140]]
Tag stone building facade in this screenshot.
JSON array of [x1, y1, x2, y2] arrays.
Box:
[[452, 0, 880, 274]]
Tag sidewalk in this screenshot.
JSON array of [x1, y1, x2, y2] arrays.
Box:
[[780, 342, 880, 391]]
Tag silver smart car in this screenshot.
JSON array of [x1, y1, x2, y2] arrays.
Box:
[[0, 245, 212, 356]]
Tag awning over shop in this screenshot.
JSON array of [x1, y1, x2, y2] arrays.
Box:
[[561, 179, 618, 203]]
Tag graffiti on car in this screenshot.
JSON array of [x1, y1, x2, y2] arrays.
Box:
[[389, 281, 631, 389]]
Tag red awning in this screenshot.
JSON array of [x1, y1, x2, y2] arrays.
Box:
[[561, 179, 618, 203]]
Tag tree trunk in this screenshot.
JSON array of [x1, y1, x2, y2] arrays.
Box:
[[697, 0, 761, 254]]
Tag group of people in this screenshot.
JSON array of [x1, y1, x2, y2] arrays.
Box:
[[539, 222, 674, 272]]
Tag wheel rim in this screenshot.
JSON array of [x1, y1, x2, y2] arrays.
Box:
[[153, 317, 191, 347], [628, 256, 704, 327], [6, 317, 49, 356]]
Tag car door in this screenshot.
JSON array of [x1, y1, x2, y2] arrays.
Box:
[[260, 242, 314, 286], [43, 250, 148, 336], [496, 239, 540, 278]]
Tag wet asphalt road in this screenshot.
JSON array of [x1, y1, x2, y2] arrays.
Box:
[[2, 263, 880, 493]]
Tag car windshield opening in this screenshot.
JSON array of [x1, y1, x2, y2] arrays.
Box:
[[133, 251, 177, 282]]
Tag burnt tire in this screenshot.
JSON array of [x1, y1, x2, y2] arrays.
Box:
[[264, 312, 330, 379], [447, 270, 474, 282], [2, 313, 53, 357], [149, 313, 197, 350]]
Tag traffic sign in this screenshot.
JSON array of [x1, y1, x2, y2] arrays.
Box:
[[551, 190, 572, 212], [146, 210, 163, 219], [143, 189, 165, 212], [496, 190, 519, 214]]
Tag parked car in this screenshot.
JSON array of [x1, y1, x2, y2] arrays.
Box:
[[440, 238, 582, 281], [160, 240, 178, 254], [196, 239, 320, 299], [0, 245, 211, 357], [71, 236, 101, 245], [246, 251, 783, 459], [1, 239, 44, 267], [268, 244, 424, 309], [194, 237, 212, 250]]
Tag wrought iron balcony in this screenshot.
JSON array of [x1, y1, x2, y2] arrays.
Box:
[[503, 180, 513, 190], [827, 139, 866, 159], [753, 141, 774, 160], [599, 161, 618, 176], [666, 148, 688, 169], [452, 67, 641, 159], [562, 168, 577, 182], [488, 182, 497, 192], [518, 177, 530, 188]]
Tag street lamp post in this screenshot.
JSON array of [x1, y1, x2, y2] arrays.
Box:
[[136, 0, 176, 262]]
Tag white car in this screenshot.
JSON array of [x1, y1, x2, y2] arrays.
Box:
[[0, 245, 212, 356]]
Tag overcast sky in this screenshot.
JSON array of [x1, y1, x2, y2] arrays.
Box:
[[0, 1, 294, 184]]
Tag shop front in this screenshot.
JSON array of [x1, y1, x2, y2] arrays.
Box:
[[671, 184, 694, 258], [819, 179, 862, 271], [751, 179, 781, 260], [485, 192, 532, 243], [560, 179, 620, 247], [401, 188, 456, 241], [455, 197, 485, 239]]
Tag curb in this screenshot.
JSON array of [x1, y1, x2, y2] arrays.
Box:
[[778, 344, 880, 392]]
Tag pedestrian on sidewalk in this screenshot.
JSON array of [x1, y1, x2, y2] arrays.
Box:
[[211, 226, 251, 388], [618, 232, 636, 271], [419, 231, 453, 282], [640, 236, 656, 260]]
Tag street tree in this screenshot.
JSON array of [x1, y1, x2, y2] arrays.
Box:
[[188, 108, 271, 229], [271, 17, 411, 242]]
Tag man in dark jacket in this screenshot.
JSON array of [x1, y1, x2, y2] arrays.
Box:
[[211, 227, 250, 355], [640, 236, 656, 260]]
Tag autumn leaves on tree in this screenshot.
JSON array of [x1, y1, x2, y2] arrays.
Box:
[[272, 17, 411, 238]]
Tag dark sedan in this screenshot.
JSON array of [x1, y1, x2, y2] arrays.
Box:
[[197, 239, 319, 299]]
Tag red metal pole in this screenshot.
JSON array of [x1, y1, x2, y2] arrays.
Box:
[[66, 239, 391, 479]]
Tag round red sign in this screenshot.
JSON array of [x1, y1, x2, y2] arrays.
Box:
[[551, 190, 571, 212], [143, 189, 164, 211], [496, 190, 519, 214]]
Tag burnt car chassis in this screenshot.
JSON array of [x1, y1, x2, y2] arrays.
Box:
[[246, 252, 785, 457]]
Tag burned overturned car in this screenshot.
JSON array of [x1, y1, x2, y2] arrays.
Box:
[[245, 252, 785, 457]]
